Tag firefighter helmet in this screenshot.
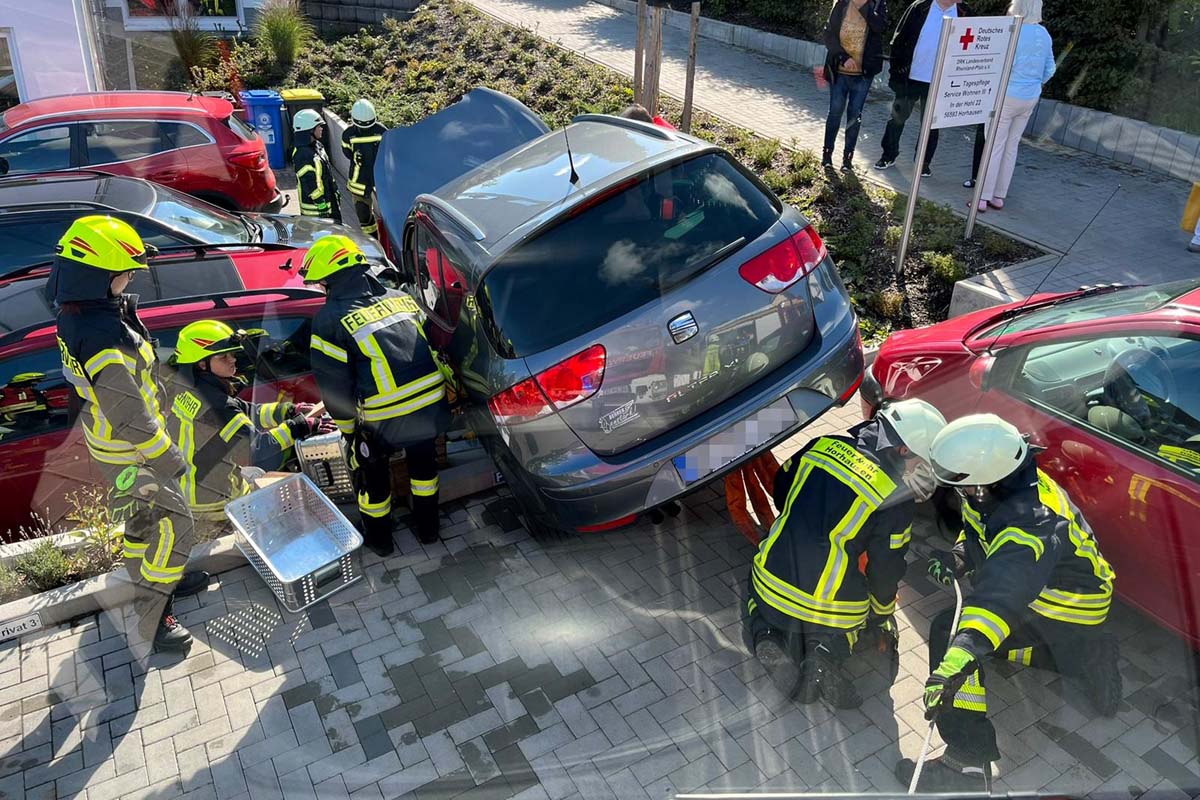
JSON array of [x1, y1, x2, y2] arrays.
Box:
[[292, 108, 324, 133], [174, 320, 252, 365], [300, 235, 368, 283], [1101, 347, 1175, 429], [55, 216, 152, 272], [877, 398, 947, 463], [351, 99, 377, 125], [929, 413, 1028, 488]]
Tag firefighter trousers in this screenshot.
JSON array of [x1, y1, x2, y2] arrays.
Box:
[[352, 196, 377, 237], [929, 606, 1118, 764], [357, 438, 440, 548], [743, 581, 858, 665]]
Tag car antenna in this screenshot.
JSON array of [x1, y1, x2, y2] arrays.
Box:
[[563, 125, 580, 186], [981, 182, 1122, 356]]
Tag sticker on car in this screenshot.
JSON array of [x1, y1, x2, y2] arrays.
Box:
[[599, 398, 639, 433]]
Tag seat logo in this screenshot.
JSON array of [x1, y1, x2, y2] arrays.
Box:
[[668, 311, 699, 344]]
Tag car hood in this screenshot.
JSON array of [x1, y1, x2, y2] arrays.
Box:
[[374, 87, 550, 240], [245, 213, 385, 261]]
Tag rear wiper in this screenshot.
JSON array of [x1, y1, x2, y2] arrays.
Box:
[[686, 237, 747, 275]]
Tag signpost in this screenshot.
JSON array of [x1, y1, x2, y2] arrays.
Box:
[[895, 15, 1021, 273]]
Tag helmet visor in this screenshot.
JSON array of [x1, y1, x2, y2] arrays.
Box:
[[931, 460, 970, 485]]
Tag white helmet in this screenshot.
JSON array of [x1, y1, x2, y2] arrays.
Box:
[[929, 413, 1028, 487], [351, 98, 377, 125], [292, 108, 323, 133], [877, 398, 946, 463]]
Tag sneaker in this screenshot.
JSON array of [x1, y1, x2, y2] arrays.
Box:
[[921, 164, 933, 178], [821, 149, 834, 169], [895, 755, 991, 793], [963, 178, 976, 188], [841, 153, 854, 173], [1188, 242, 1200, 253], [153, 613, 193, 653], [874, 157, 895, 170], [755, 636, 801, 699], [172, 570, 210, 598]]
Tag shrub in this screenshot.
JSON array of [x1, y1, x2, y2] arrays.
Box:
[[0, 565, 22, 603], [870, 289, 906, 321], [884, 225, 903, 250], [14, 541, 75, 594], [64, 489, 121, 579], [761, 169, 789, 194], [746, 138, 781, 170], [255, 0, 314, 73], [923, 251, 967, 284], [981, 230, 1027, 260]]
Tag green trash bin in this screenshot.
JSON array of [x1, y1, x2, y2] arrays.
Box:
[[281, 88, 331, 162]]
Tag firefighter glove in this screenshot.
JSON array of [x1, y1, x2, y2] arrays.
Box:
[[927, 549, 967, 586], [923, 646, 976, 720], [286, 414, 320, 441], [346, 433, 369, 494]]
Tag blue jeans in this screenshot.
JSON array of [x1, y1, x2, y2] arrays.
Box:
[[824, 72, 872, 155]]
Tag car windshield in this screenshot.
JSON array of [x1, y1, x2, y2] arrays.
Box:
[[978, 279, 1200, 338], [149, 183, 252, 243]]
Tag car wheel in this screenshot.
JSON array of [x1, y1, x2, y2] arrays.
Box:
[[491, 449, 572, 544]]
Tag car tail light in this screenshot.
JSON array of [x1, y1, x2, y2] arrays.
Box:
[[838, 370, 864, 405], [488, 345, 607, 426], [229, 150, 265, 169], [577, 512, 638, 533], [968, 355, 994, 391], [738, 225, 827, 293]]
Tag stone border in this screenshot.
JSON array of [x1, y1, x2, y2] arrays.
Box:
[[588, 0, 1200, 183]]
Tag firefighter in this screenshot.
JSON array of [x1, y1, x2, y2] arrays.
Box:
[[167, 320, 336, 524], [301, 235, 450, 555], [292, 109, 341, 224], [0, 373, 51, 432], [50, 215, 205, 653], [746, 398, 947, 708], [341, 99, 387, 237], [897, 413, 1121, 792]]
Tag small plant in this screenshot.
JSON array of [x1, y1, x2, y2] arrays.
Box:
[[64, 488, 121, 579], [255, 0, 314, 73], [14, 541, 75, 594], [0, 565, 23, 603], [884, 225, 903, 250], [981, 230, 1027, 260], [870, 289, 906, 321], [923, 251, 967, 284], [761, 170, 789, 194], [747, 138, 781, 171]]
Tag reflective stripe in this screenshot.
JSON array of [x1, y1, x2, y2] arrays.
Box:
[[952, 671, 988, 712], [804, 450, 885, 508], [1039, 587, 1111, 607], [986, 527, 1044, 560], [269, 424, 295, 450], [151, 518, 175, 570], [752, 571, 869, 629], [349, 313, 421, 345], [358, 492, 391, 518], [84, 348, 133, 378], [334, 418, 356, 435], [360, 386, 445, 422], [869, 594, 895, 615], [1160, 444, 1200, 467], [814, 498, 873, 599], [1007, 647, 1033, 666], [362, 371, 444, 409], [358, 334, 398, 395], [311, 334, 349, 362], [141, 560, 184, 584], [122, 538, 149, 557], [258, 403, 276, 429], [1029, 599, 1109, 625], [220, 414, 252, 443], [958, 606, 1010, 649], [757, 463, 814, 564], [350, 135, 383, 144], [134, 427, 172, 459], [411, 476, 439, 497], [83, 428, 140, 464], [890, 525, 912, 550]]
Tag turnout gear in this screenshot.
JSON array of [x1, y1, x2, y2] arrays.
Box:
[[52, 217, 196, 651], [307, 242, 450, 551], [341, 103, 386, 236], [923, 645, 977, 719], [896, 753, 991, 794], [926, 547, 968, 586], [292, 122, 341, 223]]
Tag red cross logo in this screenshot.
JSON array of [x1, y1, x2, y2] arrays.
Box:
[[959, 28, 975, 50]]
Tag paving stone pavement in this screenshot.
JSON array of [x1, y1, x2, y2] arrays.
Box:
[[3, 400, 1200, 799], [461, 0, 1199, 302]]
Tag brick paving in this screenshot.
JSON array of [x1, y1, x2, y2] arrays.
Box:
[[461, 0, 1199, 302], [3, 401, 1200, 799]]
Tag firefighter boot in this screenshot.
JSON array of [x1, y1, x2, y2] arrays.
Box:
[[154, 612, 193, 653], [755, 634, 800, 699], [173, 571, 210, 598], [797, 644, 862, 709], [1078, 637, 1123, 717], [895, 751, 991, 793]]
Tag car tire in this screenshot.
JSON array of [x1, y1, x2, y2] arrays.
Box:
[[491, 450, 572, 544]]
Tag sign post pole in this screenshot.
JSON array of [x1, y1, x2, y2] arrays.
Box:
[[895, 20, 955, 276], [965, 16, 1022, 239]]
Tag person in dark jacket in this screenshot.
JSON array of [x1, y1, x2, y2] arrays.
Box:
[[898, 414, 1121, 792], [746, 398, 946, 709], [876, 0, 970, 175], [50, 215, 206, 654], [302, 235, 450, 555], [292, 109, 342, 224], [341, 99, 387, 237], [822, 0, 888, 172], [167, 320, 334, 523]]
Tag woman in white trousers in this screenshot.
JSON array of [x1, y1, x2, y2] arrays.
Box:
[[974, 0, 1056, 212]]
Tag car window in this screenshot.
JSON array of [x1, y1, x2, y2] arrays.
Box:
[[0, 212, 79, 276], [1011, 334, 1200, 476], [482, 152, 778, 355], [225, 113, 259, 143], [0, 126, 73, 174], [977, 279, 1200, 338], [154, 316, 312, 381], [120, 215, 193, 251], [160, 122, 210, 149], [0, 348, 71, 444], [411, 222, 467, 329], [83, 120, 168, 165], [149, 184, 250, 244]]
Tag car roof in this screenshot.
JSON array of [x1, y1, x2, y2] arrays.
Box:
[[3, 91, 231, 129], [427, 117, 704, 258], [0, 172, 156, 216]]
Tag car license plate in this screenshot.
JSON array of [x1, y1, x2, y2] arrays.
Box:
[[673, 397, 796, 484]]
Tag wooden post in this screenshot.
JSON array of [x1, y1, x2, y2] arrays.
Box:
[[681, 2, 700, 133], [634, 0, 647, 105], [644, 5, 665, 116]]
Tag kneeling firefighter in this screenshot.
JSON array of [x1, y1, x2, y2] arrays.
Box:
[[302, 235, 450, 555], [167, 320, 336, 523], [746, 398, 947, 708], [898, 413, 1121, 792], [50, 216, 206, 653]]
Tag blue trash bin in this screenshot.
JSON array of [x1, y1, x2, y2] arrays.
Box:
[[239, 90, 286, 170]]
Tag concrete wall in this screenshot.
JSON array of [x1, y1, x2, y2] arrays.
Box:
[[0, 0, 101, 100]]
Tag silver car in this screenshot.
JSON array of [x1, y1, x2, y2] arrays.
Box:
[[376, 89, 863, 538]]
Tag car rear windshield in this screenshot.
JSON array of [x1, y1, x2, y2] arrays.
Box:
[[225, 113, 259, 142], [480, 152, 778, 356], [150, 184, 250, 243], [979, 278, 1200, 337]]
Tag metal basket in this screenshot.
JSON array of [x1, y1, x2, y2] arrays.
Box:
[[296, 431, 354, 502], [225, 473, 363, 613]]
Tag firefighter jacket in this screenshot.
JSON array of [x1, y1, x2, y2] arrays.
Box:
[[341, 121, 386, 199], [751, 418, 915, 633], [292, 130, 338, 219], [51, 258, 185, 478], [950, 456, 1116, 661], [308, 267, 450, 449], [168, 367, 308, 518]]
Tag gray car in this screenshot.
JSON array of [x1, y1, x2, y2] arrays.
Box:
[[376, 89, 863, 537]]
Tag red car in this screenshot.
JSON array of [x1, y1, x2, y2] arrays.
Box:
[[0, 244, 323, 538], [0, 91, 281, 212], [866, 278, 1200, 645]]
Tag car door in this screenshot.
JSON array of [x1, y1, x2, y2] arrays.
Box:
[[986, 329, 1200, 644], [0, 124, 75, 175], [80, 120, 192, 191]]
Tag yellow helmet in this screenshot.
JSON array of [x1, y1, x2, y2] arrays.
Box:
[[300, 235, 368, 283], [173, 320, 248, 365], [55, 215, 152, 272]]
